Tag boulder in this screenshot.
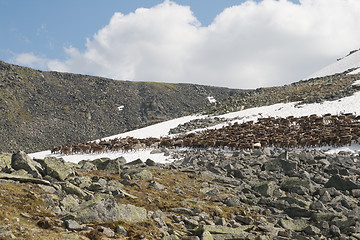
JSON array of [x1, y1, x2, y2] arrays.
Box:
[[74, 194, 147, 224], [103, 157, 126, 174], [36, 157, 74, 181], [324, 174, 360, 191], [279, 218, 308, 231], [59, 182, 87, 198], [253, 181, 276, 197], [121, 168, 153, 180], [0, 152, 11, 170], [91, 158, 111, 170], [11, 151, 43, 178]]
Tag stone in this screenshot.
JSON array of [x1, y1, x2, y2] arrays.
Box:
[[78, 161, 97, 171], [149, 181, 165, 190], [235, 215, 254, 225], [195, 225, 253, 235], [201, 230, 214, 240], [74, 194, 147, 224], [11, 151, 43, 178], [279, 218, 308, 231], [352, 189, 360, 197], [121, 168, 153, 180], [284, 207, 313, 218], [253, 181, 276, 197], [91, 158, 111, 170], [104, 158, 125, 174], [330, 225, 342, 237], [145, 159, 156, 166], [0, 152, 12, 170], [59, 182, 87, 198], [325, 175, 360, 191], [97, 226, 115, 238], [310, 200, 327, 211], [115, 225, 128, 236], [280, 177, 311, 192], [37, 157, 74, 181], [64, 219, 83, 231], [60, 195, 79, 212], [0, 173, 51, 185], [125, 158, 144, 166], [303, 225, 321, 235]]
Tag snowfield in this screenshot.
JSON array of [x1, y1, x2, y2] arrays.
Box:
[[29, 89, 360, 163], [307, 49, 360, 79]]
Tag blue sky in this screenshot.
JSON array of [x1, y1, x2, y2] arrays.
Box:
[[1, 0, 359, 89]]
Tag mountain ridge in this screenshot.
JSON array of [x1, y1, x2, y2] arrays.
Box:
[[0, 60, 242, 153]]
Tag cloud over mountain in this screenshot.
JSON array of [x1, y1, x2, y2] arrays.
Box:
[[13, 0, 360, 89]]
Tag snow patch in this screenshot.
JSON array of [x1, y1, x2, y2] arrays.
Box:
[[307, 49, 360, 79], [207, 96, 216, 103], [352, 80, 360, 86]]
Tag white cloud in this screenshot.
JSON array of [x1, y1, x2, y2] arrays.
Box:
[[12, 52, 48, 69], [14, 0, 360, 89]]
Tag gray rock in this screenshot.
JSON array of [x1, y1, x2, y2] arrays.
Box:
[[330, 224, 342, 237], [0, 172, 51, 185], [280, 177, 312, 192], [145, 159, 156, 166], [115, 225, 128, 236], [11, 151, 43, 178], [284, 206, 313, 218], [60, 195, 79, 212], [149, 181, 165, 190], [77, 161, 97, 171], [37, 157, 74, 181], [325, 174, 360, 191], [0, 152, 12, 171], [279, 218, 308, 231], [104, 158, 125, 174], [303, 225, 321, 235], [74, 194, 147, 224], [97, 226, 115, 238], [253, 181, 276, 197], [59, 182, 87, 198], [121, 168, 153, 180], [91, 158, 111, 170], [64, 219, 83, 231]]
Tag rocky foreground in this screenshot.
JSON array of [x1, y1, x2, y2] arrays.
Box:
[[1, 148, 360, 239]]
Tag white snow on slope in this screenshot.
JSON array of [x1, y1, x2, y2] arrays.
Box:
[[307, 50, 360, 79]]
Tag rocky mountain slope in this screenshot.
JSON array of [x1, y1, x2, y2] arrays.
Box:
[[0, 61, 242, 153], [1, 146, 360, 240]]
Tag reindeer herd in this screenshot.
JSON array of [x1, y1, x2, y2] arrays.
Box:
[[52, 113, 360, 155]]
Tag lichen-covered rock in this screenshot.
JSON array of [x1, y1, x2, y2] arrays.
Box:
[[121, 168, 153, 180], [74, 194, 147, 224], [253, 181, 276, 197], [0, 152, 11, 170], [59, 182, 87, 198], [324, 174, 360, 191], [280, 218, 308, 231], [11, 151, 43, 178], [37, 157, 74, 181]]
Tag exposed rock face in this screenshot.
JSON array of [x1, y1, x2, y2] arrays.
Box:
[[0, 61, 240, 153]]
